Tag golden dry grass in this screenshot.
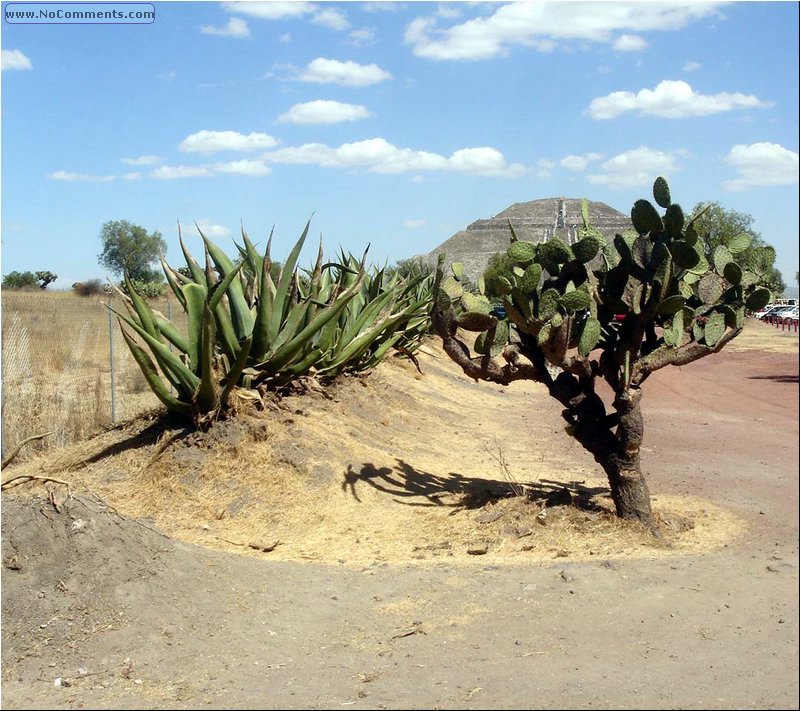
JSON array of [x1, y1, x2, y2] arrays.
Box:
[[1, 290, 184, 460], [9, 340, 746, 566], [728, 317, 799, 353]]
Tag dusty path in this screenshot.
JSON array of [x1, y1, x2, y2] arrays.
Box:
[[2, 322, 798, 709]]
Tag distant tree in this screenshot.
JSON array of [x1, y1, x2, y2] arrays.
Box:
[[2, 271, 38, 289], [690, 202, 785, 295], [98, 220, 167, 283], [387, 256, 432, 281], [2, 270, 57, 289], [34, 270, 58, 289]]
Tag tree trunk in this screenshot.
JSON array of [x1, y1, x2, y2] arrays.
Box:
[[600, 386, 660, 534]]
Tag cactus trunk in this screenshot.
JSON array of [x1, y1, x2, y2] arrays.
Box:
[[602, 387, 657, 532]]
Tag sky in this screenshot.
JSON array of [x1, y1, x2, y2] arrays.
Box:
[[1, 0, 798, 289]]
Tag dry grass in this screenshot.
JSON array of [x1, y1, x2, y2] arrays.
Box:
[[9, 341, 746, 566], [1, 291, 183, 461], [728, 317, 799, 353]]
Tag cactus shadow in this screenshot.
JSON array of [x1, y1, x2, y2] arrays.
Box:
[[342, 459, 609, 510], [748, 374, 799, 384]]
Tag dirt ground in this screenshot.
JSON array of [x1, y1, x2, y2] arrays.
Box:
[[1, 318, 798, 709]]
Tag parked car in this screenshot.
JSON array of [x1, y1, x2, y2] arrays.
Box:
[[756, 304, 790, 320], [774, 305, 799, 321], [753, 304, 778, 319]]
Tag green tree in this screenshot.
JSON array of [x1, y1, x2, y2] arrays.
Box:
[[431, 178, 776, 535], [34, 270, 58, 289], [2, 270, 57, 289], [2, 271, 38, 289], [98, 220, 167, 283], [690, 202, 785, 295]]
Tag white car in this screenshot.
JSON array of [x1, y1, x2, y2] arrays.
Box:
[[774, 305, 799, 321], [755, 304, 788, 320]]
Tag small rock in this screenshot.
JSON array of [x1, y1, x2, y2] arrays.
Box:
[[520, 544, 534, 552], [475, 510, 503, 524], [71, 519, 87, 532], [559, 570, 574, 583], [467, 543, 489, 555]]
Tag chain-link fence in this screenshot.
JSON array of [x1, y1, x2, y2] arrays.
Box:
[[1, 291, 185, 461]]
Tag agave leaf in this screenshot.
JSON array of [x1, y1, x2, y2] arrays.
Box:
[[120, 326, 192, 416], [199, 225, 254, 341]]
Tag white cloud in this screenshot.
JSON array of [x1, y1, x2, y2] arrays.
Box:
[[348, 27, 377, 47], [212, 159, 271, 176], [588, 146, 684, 188], [191, 219, 231, 239], [363, 2, 404, 12], [279, 33, 292, 43], [296, 58, 392, 86], [560, 152, 603, 172], [436, 4, 462, 20], [151, 165, 214, 179], [123, 172, 142, 181], [261, 137, 524, 177], [404, 219, 426, 228], [178, 130, 278, 153], [121, 155, 162, 166], [722, 143, 799, 191], [222, 1, 315, 20], [586, 80, 773, 119], [47, 171, 114, 182], [613, 34, 647, 52], [2, 49, 32, 71], [404, 2, 722, 61], [312, 7, 349, 31], [682, 61, 701, 72], [277, 100, 371, 125], [201, 17, 250, 37]]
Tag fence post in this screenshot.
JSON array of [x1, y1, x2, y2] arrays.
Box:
[[108, 307, 117, 424]]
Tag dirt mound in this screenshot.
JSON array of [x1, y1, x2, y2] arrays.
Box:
[[1, 493, 180, 685], [3, 344, 742, 565]]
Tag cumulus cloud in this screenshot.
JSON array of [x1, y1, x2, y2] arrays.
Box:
[[201, 17, 250, 37], [151, 165, 214, 179], [588, 146, 685, 188], [221, 1, 315, 20], [586, 80, 773, 119], [212, 159, 271, 176], [348, 27, 377, 47], [191, 219, 231, 239], [47, 171, 114, 182], [682, 61, 701, 72], [121, 155, 162, 166], [560, 153, 603, 172], [2, 49, 32, 71], [295, 58, 392, 86], [311, 7, 349, 31], [613, 34, 647, 51], [261, 137, 524, 177], [277, 100, 372, 125], [178, 130, 278, 153], [404, 2, 722, 61], [722, 142, 799, 191]]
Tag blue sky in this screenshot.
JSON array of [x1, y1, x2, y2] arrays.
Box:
[[1, 0, 798, 288]]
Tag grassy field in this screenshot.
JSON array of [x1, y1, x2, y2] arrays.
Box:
[[1, 290, 185, 461]]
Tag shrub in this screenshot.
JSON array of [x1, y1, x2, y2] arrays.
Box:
[[72, 279, 105, 297]]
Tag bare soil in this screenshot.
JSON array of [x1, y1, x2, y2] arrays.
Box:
[[1, 318, 797, 709]]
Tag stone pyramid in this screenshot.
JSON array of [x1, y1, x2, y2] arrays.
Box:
[[425, 197, 631, 283]]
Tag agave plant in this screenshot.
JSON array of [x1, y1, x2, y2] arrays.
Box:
[[114, 219, 435, 425], [112, 221, 368, 423]]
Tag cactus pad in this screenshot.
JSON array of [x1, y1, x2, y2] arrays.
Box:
[[507, 240, 537, 265], [653, 177, 671, 209]]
